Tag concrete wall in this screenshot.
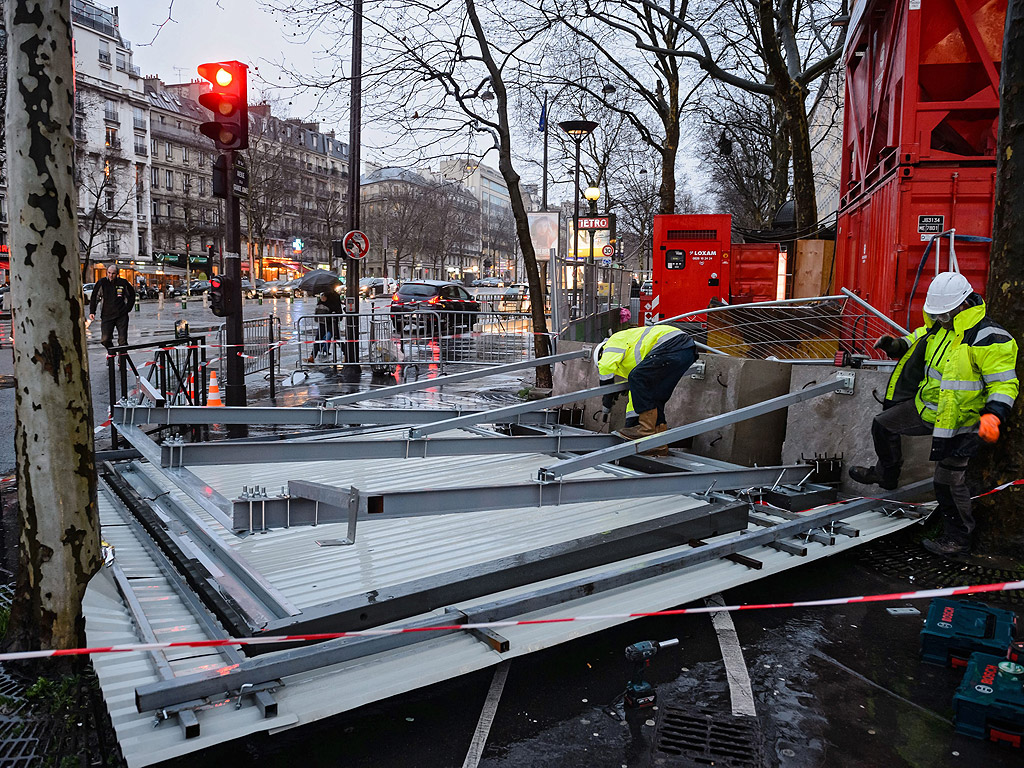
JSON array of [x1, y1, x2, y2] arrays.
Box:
[[781, 365, 932, 494], [552, 342, 791, 466]]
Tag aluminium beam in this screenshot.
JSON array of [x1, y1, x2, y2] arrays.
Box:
[[135, 480, 930, 713], [113, 404, 561, 428], [161, 432, 625, 468], [538, 376, 849, 481], [229, 465, 809, 531], [324, 350, 590, 406], [256, 500, 748, 636], [409, 382, 629, 438]]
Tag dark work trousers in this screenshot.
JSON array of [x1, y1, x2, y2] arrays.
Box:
[[871, 398, 975, 546], [627, 337, 698, 426], [100, 314, 129, 349]]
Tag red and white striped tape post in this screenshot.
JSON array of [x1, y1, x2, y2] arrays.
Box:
[[1, 578, 1021, 663]]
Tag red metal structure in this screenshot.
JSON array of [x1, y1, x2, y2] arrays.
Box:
[[643, 215, 786, 323], [835, 0, 1005, 322]]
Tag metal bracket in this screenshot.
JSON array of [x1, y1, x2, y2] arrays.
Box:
[[835, 371, 856, 395], [689, 359, 706, 380]]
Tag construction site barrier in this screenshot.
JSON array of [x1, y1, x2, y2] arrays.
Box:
[[295, 308, 549, 374], [105, 335, 208, 449], [217, 315, 280, 398]]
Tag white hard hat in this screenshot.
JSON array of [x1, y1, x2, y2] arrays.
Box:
[[923, 271, 973, 315]]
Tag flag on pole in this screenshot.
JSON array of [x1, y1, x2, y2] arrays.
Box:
[[538, 100, 547, 132]]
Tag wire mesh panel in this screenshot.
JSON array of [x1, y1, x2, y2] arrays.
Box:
[[295, 309, 545, 372], [665, 296, 907, 362]]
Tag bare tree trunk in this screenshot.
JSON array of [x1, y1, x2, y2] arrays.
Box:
[[658, 113, 679, 215], [465, 0, 552, 387], [4, 0, 102, 653], [972, 0, 1024, 557]]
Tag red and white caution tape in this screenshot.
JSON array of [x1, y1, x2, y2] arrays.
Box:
[[974, 478, 1024, 499], [1, 578, 1020, 663]]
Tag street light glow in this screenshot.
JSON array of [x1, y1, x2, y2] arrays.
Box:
[[584, 186, 601, 202]]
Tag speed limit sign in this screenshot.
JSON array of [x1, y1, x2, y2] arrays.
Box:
[[601, 244, 615, 257]]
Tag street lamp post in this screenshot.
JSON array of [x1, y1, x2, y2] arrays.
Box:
[[558, 119, 598, 319], [584, 185, 600, 315]]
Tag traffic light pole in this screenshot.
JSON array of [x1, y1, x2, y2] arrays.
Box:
[[344, 0, 363, 365], [223, 149, 246, 408]]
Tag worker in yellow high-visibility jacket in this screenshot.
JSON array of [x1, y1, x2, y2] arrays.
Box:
[[596, 322, 697, 449], [850, 272, 1018, 557]]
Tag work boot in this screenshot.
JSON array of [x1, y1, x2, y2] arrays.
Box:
[[645, 423, 671, 457], [848, 465, 899, 491], [923, 536, 970, 557], [617, 409, 658, 440]]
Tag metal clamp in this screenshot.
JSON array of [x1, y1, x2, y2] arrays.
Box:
[[835, 371, 856, 395], [689, 359, 706, 380]]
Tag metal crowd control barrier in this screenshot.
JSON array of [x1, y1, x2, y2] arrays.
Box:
[[106, 335, 207, 449], [295, 308, 547, 374], [218, 315, 280, 398]]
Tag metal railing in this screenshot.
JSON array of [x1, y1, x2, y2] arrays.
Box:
[[295, 308, 548, 374], [217, 315, 280, 398], [105, 335, 207, 449]]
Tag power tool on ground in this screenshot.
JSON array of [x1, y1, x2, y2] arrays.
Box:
[[624, 638, 678, 708]]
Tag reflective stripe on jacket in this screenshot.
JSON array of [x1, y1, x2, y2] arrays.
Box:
[[597, 324, 687, 383], [884, 296, 1019, 460]]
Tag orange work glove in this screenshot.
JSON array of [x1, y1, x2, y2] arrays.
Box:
[[979, 413, 1001, 443]]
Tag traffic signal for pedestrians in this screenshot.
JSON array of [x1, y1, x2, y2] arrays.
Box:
[[210, 275, 230, 317], [197, 61, 248, 151]]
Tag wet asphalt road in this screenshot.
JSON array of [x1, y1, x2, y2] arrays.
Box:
[[155, 530, 1023, 768]]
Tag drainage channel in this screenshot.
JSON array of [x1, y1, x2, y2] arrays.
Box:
[[653, 705, 762, 767]]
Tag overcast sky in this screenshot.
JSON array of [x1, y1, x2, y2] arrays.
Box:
[[114, 0, 332, 127]]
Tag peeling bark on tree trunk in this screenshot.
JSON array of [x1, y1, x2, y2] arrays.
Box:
[[972, 0, 1024, 558], [4, 0, 102, 653]]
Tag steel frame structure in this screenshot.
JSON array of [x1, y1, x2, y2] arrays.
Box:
[[132, 480, 931, 713]]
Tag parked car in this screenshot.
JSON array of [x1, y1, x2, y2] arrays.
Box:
[[188, 280, 211, 296], [500, 283, 531, 311], [390, 280, 480, 335], [83, 282, 95, 302], [640, 280, 652, 294], [359, 276, 395, 298], [473, 276, 504, 288]]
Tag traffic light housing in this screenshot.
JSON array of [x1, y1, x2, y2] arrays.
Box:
[[197, 61, 248, 151], [210, 275, 231, 317]]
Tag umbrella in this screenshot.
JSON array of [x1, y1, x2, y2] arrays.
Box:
[[296, 269, 342, 294]]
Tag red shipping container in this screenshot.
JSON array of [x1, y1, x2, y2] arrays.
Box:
[[835, 165, 995, 328], [840, 0, 1005, 205]]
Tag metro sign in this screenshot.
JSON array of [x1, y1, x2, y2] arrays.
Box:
[[577, 216, 611, 230]]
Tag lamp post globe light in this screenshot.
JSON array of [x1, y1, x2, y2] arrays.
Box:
[[559, 119, 598, 318]]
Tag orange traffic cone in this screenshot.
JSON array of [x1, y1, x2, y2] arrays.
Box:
[[207, 370, 223, 407]]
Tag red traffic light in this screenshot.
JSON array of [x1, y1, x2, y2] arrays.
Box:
[[197, 61, 248, 151]]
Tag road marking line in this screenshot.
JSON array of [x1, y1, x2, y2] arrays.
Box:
[[707, 593, 757, 717], [461, 661, 510, 768]]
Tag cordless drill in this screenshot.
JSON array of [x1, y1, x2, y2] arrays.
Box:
[[624, 638, 679, 708]]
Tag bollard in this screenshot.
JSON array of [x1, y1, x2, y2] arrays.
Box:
[[203, 293, 209, 309], [258, 294, 263, 305], [159, 292, 164, 309], [181, 295, 187, 309], [135, 299, 140, 313]]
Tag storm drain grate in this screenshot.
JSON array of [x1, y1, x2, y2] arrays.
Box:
[[654, 706, 761, 767]]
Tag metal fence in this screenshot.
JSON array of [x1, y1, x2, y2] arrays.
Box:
[[105, 335, 207, 449], [218, 315, 281, 397], [295, 308, 548, 374]]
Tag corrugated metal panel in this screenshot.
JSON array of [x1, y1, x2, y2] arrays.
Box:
[[87, 488, 917, 767]]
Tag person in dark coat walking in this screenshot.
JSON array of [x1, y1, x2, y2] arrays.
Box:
[[89, 264, 136, 349]]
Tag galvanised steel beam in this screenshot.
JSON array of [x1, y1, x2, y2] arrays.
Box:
[[256, 500, 749, 636], [113, 405, 562, 428], [324, 350, 590, 406], [161, 432, 624, 467], [409, 382, 629, 438], [538, 376, 850, 481], [228, 465, 809, 531], [134, 480, 930, 713]]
